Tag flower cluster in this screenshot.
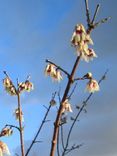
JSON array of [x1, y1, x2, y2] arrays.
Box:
[[0, 127, 13, 137], [3, 77, 16, 96], [0, 141, 10, 156], [14, 108, 24, 122], [45, 64, 63, 82], [71, 24, 97, 62], [61, 99, 72, 114], [18, 80, 33, 93]]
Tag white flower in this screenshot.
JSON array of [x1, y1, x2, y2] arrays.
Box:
[[81, 48, 97, 62], [45, 64, 63, 82], [0, 128, 13, 137], [45, 64, 56, 77], [62, 99, 73, 114], [86, 79, 100, 93], [0, 141, 10, 156], [3, 77, 16, 96]]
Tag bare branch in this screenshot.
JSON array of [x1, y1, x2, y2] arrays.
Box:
[[94, 17, 111, 28], [68, 83, 78, 100], [61, 70, 108, 156], [65, 143, 83, 155], [91, 4, 100, 24], [5, 124, 20, 132], [85, 0, 91, 26], [46, 59, 70, 78], [25, 104, 52, 156]]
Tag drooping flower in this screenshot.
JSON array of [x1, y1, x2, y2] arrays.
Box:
[[14, 108, 24, 122], [18, 80, 33, 93], [24, 80, 33, 92], [45, 64, 56, 77], [81, 48, 97, 62], [52, 70, 63, 82], [0, 128, 13, 137], [3, 77, 16, 96], [62, 99, 73, 114], [45, 64, 63, 82], [86, 79, 100, 93], [0, 141, 10, 156]]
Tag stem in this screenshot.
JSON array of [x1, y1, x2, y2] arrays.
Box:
[[17, 93, 25, 156], [50, 55, 81, 156], [25, 105, 51, 156]]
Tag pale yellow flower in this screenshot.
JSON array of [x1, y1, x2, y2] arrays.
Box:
[[14, 108, 24, 122], [62, 99, 73, 114], [45, 64, 63, 82], [81, 48, 97, 62], [45, 64, 56, 77], [86, 79, 100, 93], [3, 77, 16, 96], [24, 80, 34, 92], [0, 128, 13, 137], [52, 70, 63, 82], [0, 141, 10, 156]]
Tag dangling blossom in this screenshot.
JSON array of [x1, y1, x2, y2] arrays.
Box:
[[14, 108, 24, 122], [61, 99, 73, 114], [86, 79, 100, 93], [18, 80, 33, 93], [45, 64, 63, 82], [24, 80, 33, 92], [0, 141, 10, 156], [3, 77, 16, 96], [81, 48, 97, 62], [45, 64, 56, 77], [0, 128, 13, 137], [52, 70, 63, 82]]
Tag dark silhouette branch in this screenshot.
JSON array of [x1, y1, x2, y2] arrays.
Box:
[[61, 70, 108, 156], [25, 104, 51, 156]]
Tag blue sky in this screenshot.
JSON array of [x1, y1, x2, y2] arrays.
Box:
[[0, 0, 117, 156]]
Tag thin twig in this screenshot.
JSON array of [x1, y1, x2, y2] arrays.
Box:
[[25, 104, 52, 156], [62, 70, 108, 156], [94, 17, 111, 28], [68, 83, 77, 100], [46, 59, 70, 78], [91, 4, 100, 24], [85, 0, 91, 26], [5, 124, 20, 132], [65, 143, 83, 155], [60, 124, 65, 150]]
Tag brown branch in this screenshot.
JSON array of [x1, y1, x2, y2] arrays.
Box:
[[61, 70, 108, 156], [46, 59, 70, 78], [91, 4, 100, 24], [50, 54, 81, 156], [57, 127, 60, 156], [85, 0, 91, 26], [17, 93, 25, 156]]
